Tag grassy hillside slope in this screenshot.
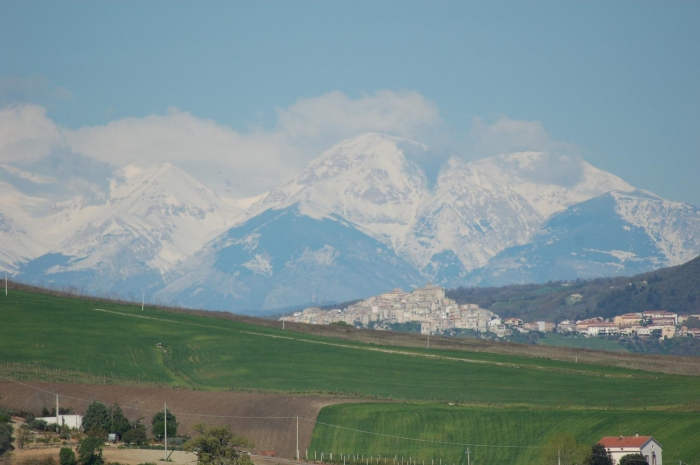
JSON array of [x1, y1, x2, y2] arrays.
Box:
[[2, 289, 700, 408], [448, 254, 700, 322], [309, 404, 700, 465]]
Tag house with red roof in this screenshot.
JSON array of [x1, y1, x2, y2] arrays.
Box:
[[599, 434, 662, 465]]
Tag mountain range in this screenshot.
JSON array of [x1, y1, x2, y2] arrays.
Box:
[[1, 133, 698, 313]]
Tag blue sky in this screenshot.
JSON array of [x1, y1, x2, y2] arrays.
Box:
[[1, 1, 699, 204]]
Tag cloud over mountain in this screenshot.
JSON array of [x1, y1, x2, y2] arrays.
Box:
[[1, 90, 441, 198]]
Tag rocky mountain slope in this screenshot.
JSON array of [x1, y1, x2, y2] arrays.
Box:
[[157, 205, 422, 311], [467, 190, 700, 286]]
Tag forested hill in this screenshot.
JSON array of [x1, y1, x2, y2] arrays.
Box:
[[447, 254, 700, 322]]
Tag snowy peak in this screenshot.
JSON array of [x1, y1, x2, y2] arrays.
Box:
[[295, 133, 427, 185], [468, 152, 635, 218], [54, 162, 242, 273], [250, 133, 429, 243], [109, 162, 239, 226]]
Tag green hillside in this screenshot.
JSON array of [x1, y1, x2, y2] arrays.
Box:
[[309, 404, 700, 465], [3, 288, 700, 463], [2, 288, 700, 408], [447, 254, 700, 322]]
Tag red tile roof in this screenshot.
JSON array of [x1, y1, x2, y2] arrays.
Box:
[[599, 436, 653, 448]]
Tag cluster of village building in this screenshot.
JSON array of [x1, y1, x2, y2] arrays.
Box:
[[281, 284, 700, 340]]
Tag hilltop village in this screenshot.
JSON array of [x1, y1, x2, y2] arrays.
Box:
[[281, 283, 700, 340]]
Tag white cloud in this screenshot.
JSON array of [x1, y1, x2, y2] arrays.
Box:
[[466, 115, 587, 187], [277, 90, 440, 140], [0, 90, 441, 197], [467, 115, 579, 159], [0, 104, 64, 163]]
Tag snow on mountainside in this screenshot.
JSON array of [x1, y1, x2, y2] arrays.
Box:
[[14, 163, 246, 293], [403, 158, 543, 281], [612, 190, 700, 266], [156, 205, 422, 311], [245, 133, 429, 246], [4, 132, 699, 312], [244, 134, 547, 280], [468, 152, 635, 217], [467, 190, 700, 286], [0, 181, 51, 272]]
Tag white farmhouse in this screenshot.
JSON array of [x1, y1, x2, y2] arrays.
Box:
[[37, 415, 83, 430], [599, 435, 662, 465]]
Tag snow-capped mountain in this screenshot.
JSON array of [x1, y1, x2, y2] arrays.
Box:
[[237, 134, 633, 284], [4, 161, 246, 293], [244, 133, 429, 248], [4, 132, 699, 312], [466, 190, 700, 286]]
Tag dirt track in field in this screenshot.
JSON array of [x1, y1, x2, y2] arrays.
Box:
[[7, 447, 196, 465], [0, 382, 365, 458]]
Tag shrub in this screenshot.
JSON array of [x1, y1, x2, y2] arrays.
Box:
[[0, 423, 13, 455], [151, 411, 177, 441], [28, 419, 49, 431], [78, 437, 104, 465], [122, 428, 147, 446], [60, 447, 77, 465]]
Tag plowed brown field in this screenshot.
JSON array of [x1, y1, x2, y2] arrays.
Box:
[[0, 382, 363, 458]]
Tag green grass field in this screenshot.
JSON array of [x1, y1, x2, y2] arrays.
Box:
[[4, 289, 700, 462], [535, 333, 627, 352], [309, 404, 700, 465], [3, 290, 700, 408]]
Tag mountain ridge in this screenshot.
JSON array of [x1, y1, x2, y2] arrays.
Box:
[[2, 132, 699, 312]]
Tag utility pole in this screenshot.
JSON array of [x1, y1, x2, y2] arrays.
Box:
[[427, 334, 430, 349], [466, 448, 470, 465], [296, 416, 299, 460], [142, 292, 145, 311], [56, 394, 60, 433], [164, 403, 168, 461], [283, 313, 285, 330], [4, 272, 7, 296]]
